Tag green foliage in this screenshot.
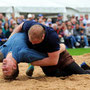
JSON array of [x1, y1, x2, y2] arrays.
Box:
[[67, 48, 90, 56]]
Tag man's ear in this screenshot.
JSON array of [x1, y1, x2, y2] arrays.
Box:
[[42, 34, 45, 40], [13, 64, 17, 70]]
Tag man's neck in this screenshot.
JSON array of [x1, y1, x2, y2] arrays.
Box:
[[6, 52, 17, 64]]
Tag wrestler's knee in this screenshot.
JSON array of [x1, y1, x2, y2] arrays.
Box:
[[41, 66, 58, 76]]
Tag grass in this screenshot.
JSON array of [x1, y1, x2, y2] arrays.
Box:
[[67, 48, 90, 56]]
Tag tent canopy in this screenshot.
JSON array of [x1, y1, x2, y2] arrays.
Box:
[[0, 0, 90, 13], [0, 1, 12, 13], [0, 0, 66, 13]]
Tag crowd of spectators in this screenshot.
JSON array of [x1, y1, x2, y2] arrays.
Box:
[[0, 13, 90, 48]]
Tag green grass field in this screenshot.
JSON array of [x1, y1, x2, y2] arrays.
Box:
[[67, 48, 90, 56]]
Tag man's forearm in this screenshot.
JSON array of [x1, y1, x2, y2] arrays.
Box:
[[31, 57, 55, 66], [31, 44, 66, 66], [31, 50, 60, 66]]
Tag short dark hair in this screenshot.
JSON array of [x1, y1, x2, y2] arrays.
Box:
[[4, 65, 19, 80], [0, 27, 2, 30], [0, 52, 4, 62]]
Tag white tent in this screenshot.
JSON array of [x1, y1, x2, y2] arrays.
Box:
[[0, 0, 90, 18], [0, 0, 66, 13], [0, 1, 12, 13], [1, 0, 90, 13], [14, 1, 66, 13]]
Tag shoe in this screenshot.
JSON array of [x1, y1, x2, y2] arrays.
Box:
[[26, 63, 34, 77], [81, 62, 90, 70], [84, 46, 89, 48], [72, 47, 75, 49], [75, 42, 80, 46]]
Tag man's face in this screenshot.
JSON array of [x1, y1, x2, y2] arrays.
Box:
[[85, 15, 88, 20], [29, 38, 43, 44], [2, 58, 14, 76], [76, 24, 79, 29], [87, 23, 90, 27]]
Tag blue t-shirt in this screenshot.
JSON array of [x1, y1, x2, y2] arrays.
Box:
[[0, 33, 47, 63], [22, 20, 60, 53]]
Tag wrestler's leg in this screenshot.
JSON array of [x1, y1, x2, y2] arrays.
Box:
[[41, 66, 59, 77], [62, 61, 90, 76]]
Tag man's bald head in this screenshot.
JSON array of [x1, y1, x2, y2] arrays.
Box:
[[28, 25, 45, 44]]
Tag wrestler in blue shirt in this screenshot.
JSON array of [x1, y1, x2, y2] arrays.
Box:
[[0, 33, 47, 63]]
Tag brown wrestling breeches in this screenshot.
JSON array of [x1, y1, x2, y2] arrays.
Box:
[[41, 50, 74, 76]]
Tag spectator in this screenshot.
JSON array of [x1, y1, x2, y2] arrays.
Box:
[[86, 21, 90, 37], [80, 21, 85, 29], [79, 15, 84, 22], [32, 14, 35, 20], [56, 14, 63, 24], [75, 14, 80, 24], [27, 14, 33, 21], [73, 23, 89, 48], [57, 23, 65, 43], [0, 21, 3, 28], [52, 24, 58, 32], [9, 13, 16, 21], [2, 22, 13, 38], [9, 19, 14, 27], [38, 14, 43, 19], [67, 21, 73, 28], [85, 21, 90, 45], [64, 24, 80, 48], [48, 22, 52, 27], [2, 22, 9, 35], [43, 17, 47, 23], [0, 27, 7, 45], [17, 15, 26, 24], [38, 18, 44, 24], [71, 18, 77, 28], [2, 17, 9, 26], [56, 20, 60, 26], [46, 18, 52, 26], [0, 13, 4, 22], [34, 18, 38, 22], [9, 19, 17, 30], [4, 17, 9, 23], [83, 14, 90, 26], [9, 13, 16, 26]]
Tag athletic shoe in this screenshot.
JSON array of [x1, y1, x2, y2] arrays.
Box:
[[26, 63, 34, 77], [84, 46, 89, 48], [75, 42, 80, 46], [81, 62, 90, 70], [72, 47, 75, 49]]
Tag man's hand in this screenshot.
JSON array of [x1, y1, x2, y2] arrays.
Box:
[[59, 44, 66, 53]]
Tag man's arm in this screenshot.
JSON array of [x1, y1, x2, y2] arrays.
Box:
[[31, 44, 66, 66], [8, 23, 24, 39]]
